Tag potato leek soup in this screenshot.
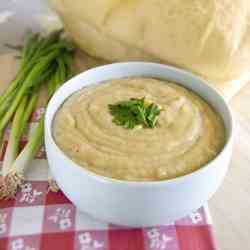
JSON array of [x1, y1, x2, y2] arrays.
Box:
[[53, 78, 225, 181]]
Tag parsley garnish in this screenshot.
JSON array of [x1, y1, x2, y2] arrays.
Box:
[[108, 97, 161, 129]]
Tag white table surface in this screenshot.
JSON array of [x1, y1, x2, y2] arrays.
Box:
[[210, 84, 250, 250]]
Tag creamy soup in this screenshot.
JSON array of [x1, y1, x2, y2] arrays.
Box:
[[53, 77, 225, 181]]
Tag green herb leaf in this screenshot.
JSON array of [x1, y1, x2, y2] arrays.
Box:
[[109, 97, 161, 129]]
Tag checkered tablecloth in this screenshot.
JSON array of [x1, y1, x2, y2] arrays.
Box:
[[0, 109, 218, 250]]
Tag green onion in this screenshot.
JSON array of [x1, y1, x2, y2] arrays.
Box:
[[0, 31, 74, 199]]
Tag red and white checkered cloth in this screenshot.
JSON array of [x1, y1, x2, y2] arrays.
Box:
[[0, 109, 218, 250]]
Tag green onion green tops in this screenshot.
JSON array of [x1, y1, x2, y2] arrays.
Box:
[[108, 97, 162, 129]]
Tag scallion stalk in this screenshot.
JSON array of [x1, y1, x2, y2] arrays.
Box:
[[0, 30, 74, 199], [0, 116, 44, 198], [0, 49, 62, 140]]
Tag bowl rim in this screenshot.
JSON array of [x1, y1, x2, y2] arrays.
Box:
[[45, 62, 234, 187]]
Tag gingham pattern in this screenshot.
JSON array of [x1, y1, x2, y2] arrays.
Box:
[[0, 109, 218, 250]]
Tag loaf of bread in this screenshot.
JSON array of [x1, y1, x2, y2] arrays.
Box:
[[50, 0, 250, 83]]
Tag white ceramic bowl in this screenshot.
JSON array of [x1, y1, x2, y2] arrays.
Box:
[[45, 62, 234, 227]]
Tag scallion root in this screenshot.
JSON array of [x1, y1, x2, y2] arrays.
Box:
[[48, 178, 60, 192], [0, 172, 24, 199]]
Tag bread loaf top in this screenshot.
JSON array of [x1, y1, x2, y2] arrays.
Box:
[[51, 0, 250, 82]]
